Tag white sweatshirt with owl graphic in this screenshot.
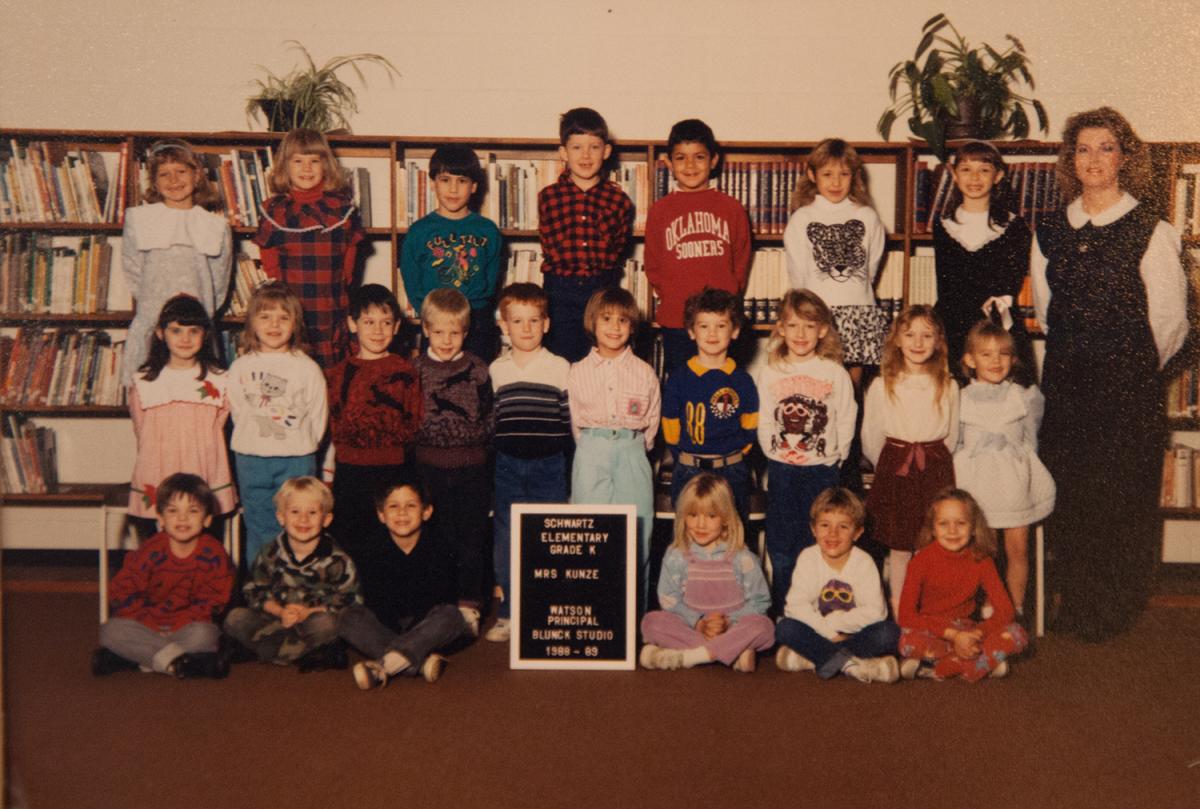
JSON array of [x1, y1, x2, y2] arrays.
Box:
[[783, 195, 885, 307], [227, 350, 328, 457], [783, 545, 888, 640], [755, 355, 856, 467]]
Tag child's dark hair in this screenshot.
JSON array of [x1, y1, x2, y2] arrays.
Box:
[[429, 145, 487, 210], [373, 473, 433, 511], [559, 107, 610, 144], [667, 119, 718, 156], [349, 283, 402, 321], [583, 287, 640, 345], [961, 319, 1017, 379], [809, 486, 866, 530], [139, 295, 221, 381], [497, 282, 550, 320], [155, 472, 218, 519], [683, 287, 744, 332], [945, 140, 1014, 230]]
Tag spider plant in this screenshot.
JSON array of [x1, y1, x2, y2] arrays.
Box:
[[246, 41, 400, 133], [877, 13, 1048, 161]]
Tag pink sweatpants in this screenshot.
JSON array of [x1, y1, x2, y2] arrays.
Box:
[[641, 610, 775, 666]]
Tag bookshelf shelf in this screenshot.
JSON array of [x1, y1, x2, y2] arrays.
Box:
[[1, 311, 133, 326], [0, 405, 127, 417], [1168, 417, 1200, 431], [0, 222, 124, 234], [1161, 507, 1200, 520], [0, 481, 126, 506]]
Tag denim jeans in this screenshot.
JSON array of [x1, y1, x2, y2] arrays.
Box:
[[223, 607, 339, 664], [775, 617, 900, 679], [99, 618, 219, 673], [765, 461, 840, 613], [234, 452, 317, 565], [421, 462, 492, 608], [338, 603, 467, 673], [544, 274, 614, 363], [493, 451, 568, 618]]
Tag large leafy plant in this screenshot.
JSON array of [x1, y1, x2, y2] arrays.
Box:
[[246, 41, 400, 133], [877, 14, 1048, 160]]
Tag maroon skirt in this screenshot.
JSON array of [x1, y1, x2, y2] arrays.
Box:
[[866, 438, 954, 552]]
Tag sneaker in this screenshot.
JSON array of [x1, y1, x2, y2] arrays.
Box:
[[172, 652, 230, 680], [459, 606, 481, 638], [421, 653, 447, 684], [91, 647, 139, 677], [484, 618, 511, 643], [353, 660, 389, 690], [900, 658, 939, 680], [844, 656, 899, 684], [652, 647, 684, 670], [989, 660, 1010, 679], [733, 648, 757, 673], [774, 647, 815, 673], [639, 644, 662, 669]]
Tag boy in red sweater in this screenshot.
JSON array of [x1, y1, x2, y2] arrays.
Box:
[[326, 284, 423, 567], [93, 473, 234, 678], [644, 119, 751, 374]]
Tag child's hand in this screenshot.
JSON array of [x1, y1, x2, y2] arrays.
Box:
[[696, 612, 729, 640], [280, 603, 307, 628], [952, 629, 982, 659]]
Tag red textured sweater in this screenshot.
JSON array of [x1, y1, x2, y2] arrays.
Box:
[[108, 532, 234, 632], [897, 541, 1014, 636], [326, 353, 423, 465]]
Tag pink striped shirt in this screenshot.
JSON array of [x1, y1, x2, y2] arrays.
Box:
[[567, 347, 661, 450]]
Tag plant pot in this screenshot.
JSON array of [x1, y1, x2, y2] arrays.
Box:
[[253, 99, 298, 132], [944, 95, 981, 141]]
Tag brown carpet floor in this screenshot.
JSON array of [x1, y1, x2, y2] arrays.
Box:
[[4, 591, 1199, 809]]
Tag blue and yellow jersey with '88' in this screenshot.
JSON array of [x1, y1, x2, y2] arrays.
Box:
[[661, 358, 759, 456]]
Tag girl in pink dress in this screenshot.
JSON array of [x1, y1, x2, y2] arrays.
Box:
[[640, 473, 774, 673], [128, 295, 236, 532]]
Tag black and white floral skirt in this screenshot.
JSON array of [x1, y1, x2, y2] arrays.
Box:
[[831, 304, 889, 365]]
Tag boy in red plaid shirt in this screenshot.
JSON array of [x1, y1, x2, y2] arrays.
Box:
[[538, 107, 634, 362]]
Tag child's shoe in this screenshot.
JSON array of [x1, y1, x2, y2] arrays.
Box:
[[353, 660, 389, 690], [774, 647, 815, 673], [844, 656, 899, 683], [639, 644, 662, 669], [988, 660, 1010, 679], [639, 644, 683, 670], [421, 653, 447, 683], [296, 642, 349, 673], [900, 658, 939, 680], [172, 651, 230, 679], [484, 617, 511, 642], [459, 606, 481, 638], [733, 648, 757, 673], [91, 647, 138, 677]]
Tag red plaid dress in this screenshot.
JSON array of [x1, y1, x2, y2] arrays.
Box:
[[254, 188, 364, 368]]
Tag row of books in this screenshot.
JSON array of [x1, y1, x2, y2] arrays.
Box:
[[1161, 444, 1200, 508], [396, 157, 650, 232], [912, 161, 1064, 233], [1171, 164, 1200, 237], [0, 140, 127, 224], [656, 161, 804, 236], [0, 233, 113, 314], [499, 249, 653, 319], [0, 328, 126, 407], [1166, 368, 1200, 419], [0, 415, 57, 494], [227, 253, 272, 317]]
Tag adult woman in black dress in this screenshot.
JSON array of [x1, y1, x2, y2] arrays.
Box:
[[1031, 107, 1189, 641]]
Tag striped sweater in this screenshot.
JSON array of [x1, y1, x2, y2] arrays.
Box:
[[489, 347, 571, 459]]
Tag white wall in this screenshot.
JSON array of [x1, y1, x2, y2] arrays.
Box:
[[3, 0, 1200, 142]]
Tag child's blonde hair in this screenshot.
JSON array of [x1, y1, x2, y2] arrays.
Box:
[[961, 320, 1016, 380], [239, 281, 308, 354], [583, 287, 640, 345], [767, 289, 843, 367], [916, 487, 997, 561], [880, 305, 952, 412], [268, 128, 348, 194], [141, 140, 222, 210], [673, 473, 744, 553], [790, 138, 873, 212], [273, 476, 334, 514], [421, 287, 472, 330], [809, 486, 866, 530]]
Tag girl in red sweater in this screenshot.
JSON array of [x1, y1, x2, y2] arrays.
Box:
[[897, 488, 1028, 681]]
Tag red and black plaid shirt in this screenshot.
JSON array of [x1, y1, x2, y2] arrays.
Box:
[[537, 172, 633, 277]]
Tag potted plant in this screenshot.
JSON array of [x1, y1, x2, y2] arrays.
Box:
[[877, 13, 1048, 160], [246, 41, 400, 133]]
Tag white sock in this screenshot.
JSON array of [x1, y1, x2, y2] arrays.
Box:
[[681, 647, 712, 668], [382, 651, 411, 676]]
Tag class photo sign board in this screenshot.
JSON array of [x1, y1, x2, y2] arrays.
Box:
[[510, 504, 636, 670]]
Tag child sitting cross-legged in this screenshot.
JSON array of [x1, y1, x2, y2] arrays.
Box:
[[223, 477, 360, 672], [774, 486, 901, 683], [337, 476, 473, 688], [93, 473, 234, 679], [640, 473, 774, 672]]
